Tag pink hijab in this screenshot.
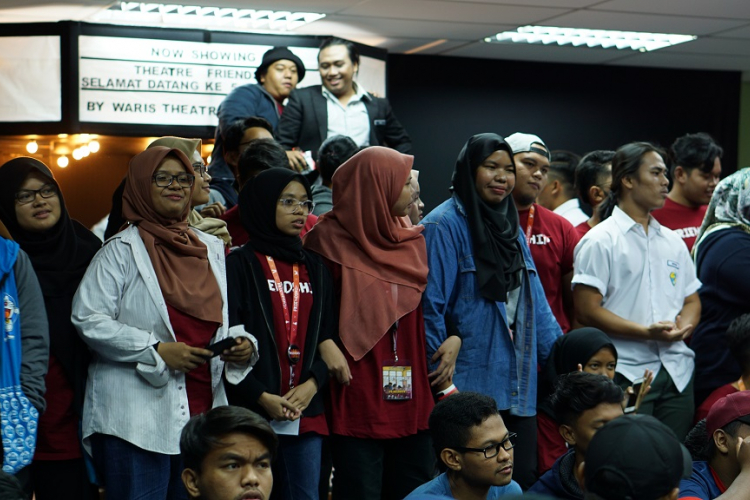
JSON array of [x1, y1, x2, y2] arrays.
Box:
[[304, 147, 428, 360]]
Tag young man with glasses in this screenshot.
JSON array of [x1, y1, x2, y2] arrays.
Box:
[[405, 392, 522, 499], [529, 372, 624, 499]]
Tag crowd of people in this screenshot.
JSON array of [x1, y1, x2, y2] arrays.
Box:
[[0, 36, 748, 500]]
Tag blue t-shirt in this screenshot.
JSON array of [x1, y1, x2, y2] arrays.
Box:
[[404, 472, 522, 499], [678, 461, 724, 500]]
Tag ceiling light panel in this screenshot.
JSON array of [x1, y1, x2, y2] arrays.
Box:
[[486, 25, 696, 52]]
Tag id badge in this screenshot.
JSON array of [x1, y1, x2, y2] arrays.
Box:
[[382, 360, 412, 400]]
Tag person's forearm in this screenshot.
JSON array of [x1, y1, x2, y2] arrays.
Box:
[[716, 470, 750, 500], [677, 299, 701, 336], [577, 305, 648, 340]]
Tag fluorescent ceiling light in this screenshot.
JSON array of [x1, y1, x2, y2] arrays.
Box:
[[485, 26, 696, 52], [94, 2, 325, 32]]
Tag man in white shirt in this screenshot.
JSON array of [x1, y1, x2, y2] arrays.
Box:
[[572, 141, 701, 440], [537, 150, 589, 226]]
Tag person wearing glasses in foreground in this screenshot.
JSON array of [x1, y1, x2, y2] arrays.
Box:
[[225, 168, 340, 500], [405, 392, 522, 499], [73, 147, 257, 500]]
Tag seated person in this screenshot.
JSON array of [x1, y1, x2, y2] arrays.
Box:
[[679, 392, 750, 500], [312, 135, 359, 216], [696, 314, 750, 423], [530, 372, 624, 499], [220, 139, 317, 248], [577, 414, 692, 500], [405, 392, 522, 499], [180, 405, 278, 500]]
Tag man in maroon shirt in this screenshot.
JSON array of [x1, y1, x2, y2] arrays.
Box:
[[652, 132, 723, 251], [507, 132, 580, 333]]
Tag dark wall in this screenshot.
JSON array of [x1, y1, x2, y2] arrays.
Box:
[[386, 53, 741, 214]]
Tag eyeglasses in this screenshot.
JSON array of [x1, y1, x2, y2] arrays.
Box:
[[454, 432, 517, 459], [15, 184, 58, 205], [153, 172, 195, 188], [278, 198, 315, 213], [192, 163, 208, 178]]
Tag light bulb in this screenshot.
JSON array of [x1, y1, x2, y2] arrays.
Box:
[[207, 155, 212, 164], [57, 156, 69, 168], [80, 145, 90, 157], [88, 140, 100, 153], [72, 148, 83, 160], [26, 141, 38, 154]]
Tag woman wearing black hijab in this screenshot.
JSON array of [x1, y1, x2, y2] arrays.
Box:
[[0, 157, 100, 500], [421, 133, 563, 489], [225, 168, 339, 500]]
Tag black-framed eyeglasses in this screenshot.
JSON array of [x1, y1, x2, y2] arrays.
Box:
[[152, 172, 195, 188], [15, 184, 58, 205], [454, 432, 517, 459], [278, 198, 314, 213], [192, 162, 208, 178]]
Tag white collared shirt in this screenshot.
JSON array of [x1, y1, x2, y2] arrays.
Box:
[[72, 225, 257, 455], [554, 198, 589, 226], [572, 206, 701, 391], [322, 82, 371, 147]]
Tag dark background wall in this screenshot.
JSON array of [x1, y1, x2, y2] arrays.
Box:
[[386, 53, 741, 215]]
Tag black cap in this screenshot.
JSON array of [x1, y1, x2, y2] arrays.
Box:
[[254, 46, 305, 83], [584, 414, 693, 500]]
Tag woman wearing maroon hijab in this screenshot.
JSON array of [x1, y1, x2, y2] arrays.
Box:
[[304, 146, 433, 500]]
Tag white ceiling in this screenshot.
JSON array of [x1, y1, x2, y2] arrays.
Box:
[[3, 0, 750, 78]]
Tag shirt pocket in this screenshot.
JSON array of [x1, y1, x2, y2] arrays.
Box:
[[458, 254, 478, 300]]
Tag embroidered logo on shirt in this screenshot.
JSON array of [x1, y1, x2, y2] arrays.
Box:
[[669, 271, 677, 286], [3, 294, 19, 341], [674, 227, 700, 239], [528, 233, 551, 245]]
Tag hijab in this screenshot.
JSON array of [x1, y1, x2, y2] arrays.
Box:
[[538, 327, 617, 416], [452, 133, 523, 302], [239, 168, 312, 263], [0, 157, 101, 296], [0, 157, 101, 412], [147, 136, 231, 246], [693, 168, 750, 258], [122, 147, 223, 324], [303, 147, 429, 361]]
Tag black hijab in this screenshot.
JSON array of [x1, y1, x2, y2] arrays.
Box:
[[239, 168, 312, 263], [538, 327, 617, 416], [452, 133, 523, 301], [0, 157, 101, 413]]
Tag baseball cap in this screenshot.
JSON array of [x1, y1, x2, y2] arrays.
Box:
[[505, 132, 550, 160], [254, 46, 305, 83], [584, 414, 693, 500], [706, 391, 750, 437]]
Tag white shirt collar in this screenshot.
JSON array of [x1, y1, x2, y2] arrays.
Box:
[[611, 205, 662, 235]]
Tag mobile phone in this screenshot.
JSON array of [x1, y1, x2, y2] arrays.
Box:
[[624, 377, 645, 413], [205, 337, 237, 358]]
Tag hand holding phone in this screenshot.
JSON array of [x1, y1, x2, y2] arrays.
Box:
[[624, 377, 645, 413], [205, 337, 237, 358]]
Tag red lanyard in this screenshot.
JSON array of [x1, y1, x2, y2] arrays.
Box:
[[524, 204, 536, 246], [266, 256, 301, 387]]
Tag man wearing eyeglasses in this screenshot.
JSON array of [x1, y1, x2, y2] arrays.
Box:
[[405, 392, 522, 499]]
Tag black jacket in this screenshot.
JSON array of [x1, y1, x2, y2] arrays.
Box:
[[224, 246, 337, 420], [276, 84, 412, 159]]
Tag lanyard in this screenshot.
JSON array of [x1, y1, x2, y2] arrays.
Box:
[[391, 322, 399, 363], [266, 256, 301, 388], [524, 203, 536, 246]]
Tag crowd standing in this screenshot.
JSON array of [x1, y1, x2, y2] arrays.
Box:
[[0, 37, 747, 500]]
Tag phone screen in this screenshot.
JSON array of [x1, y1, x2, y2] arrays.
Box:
[[625, 380, 644, 413]]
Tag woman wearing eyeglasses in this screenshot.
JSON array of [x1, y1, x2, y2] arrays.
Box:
[[303, 147, 434, 500], [0, 157, 101, 500], [72, 147, 256, 500], [224, 168, 338, 500]]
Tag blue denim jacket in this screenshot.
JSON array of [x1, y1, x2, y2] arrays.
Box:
[[421, 195, 562, 416]]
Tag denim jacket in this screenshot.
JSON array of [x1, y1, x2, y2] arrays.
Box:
[[421, 195, 561, 416]]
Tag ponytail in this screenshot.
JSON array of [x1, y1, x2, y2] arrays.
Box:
[[598, 190, 618, 221]]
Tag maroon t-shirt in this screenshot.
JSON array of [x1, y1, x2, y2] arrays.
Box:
[[695, 383, 739, 424], [651, 197, 707, 251], [325, 262, 433, 439], [537, 410, 568, 475], [575, 220, 592, 239], [166, 304, 218, 417], [518, 204, 580, 333], [34, 354, 81, 460], [221, 207, 318, 249], [256, 252, 328, 436]]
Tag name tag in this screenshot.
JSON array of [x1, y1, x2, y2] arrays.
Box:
[[374, 119, 386, 126]]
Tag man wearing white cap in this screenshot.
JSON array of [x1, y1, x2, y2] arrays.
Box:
[[506, 133, 580, 334]]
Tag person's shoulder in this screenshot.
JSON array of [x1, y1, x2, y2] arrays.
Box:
[[422, 198, 461, 226], [290, 85, 321, 98], [488, 479, 523, 497], [403, 474, 450, 498]]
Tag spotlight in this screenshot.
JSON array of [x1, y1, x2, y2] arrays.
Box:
[[26, 141, 38, 154], [88, 140, 100, 153], [57, 156, 69, 168], [72, 148, 84, 160], [80, 145, 91, 157]]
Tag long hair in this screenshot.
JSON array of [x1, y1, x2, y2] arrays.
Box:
[[598, 142, 666, 221]]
